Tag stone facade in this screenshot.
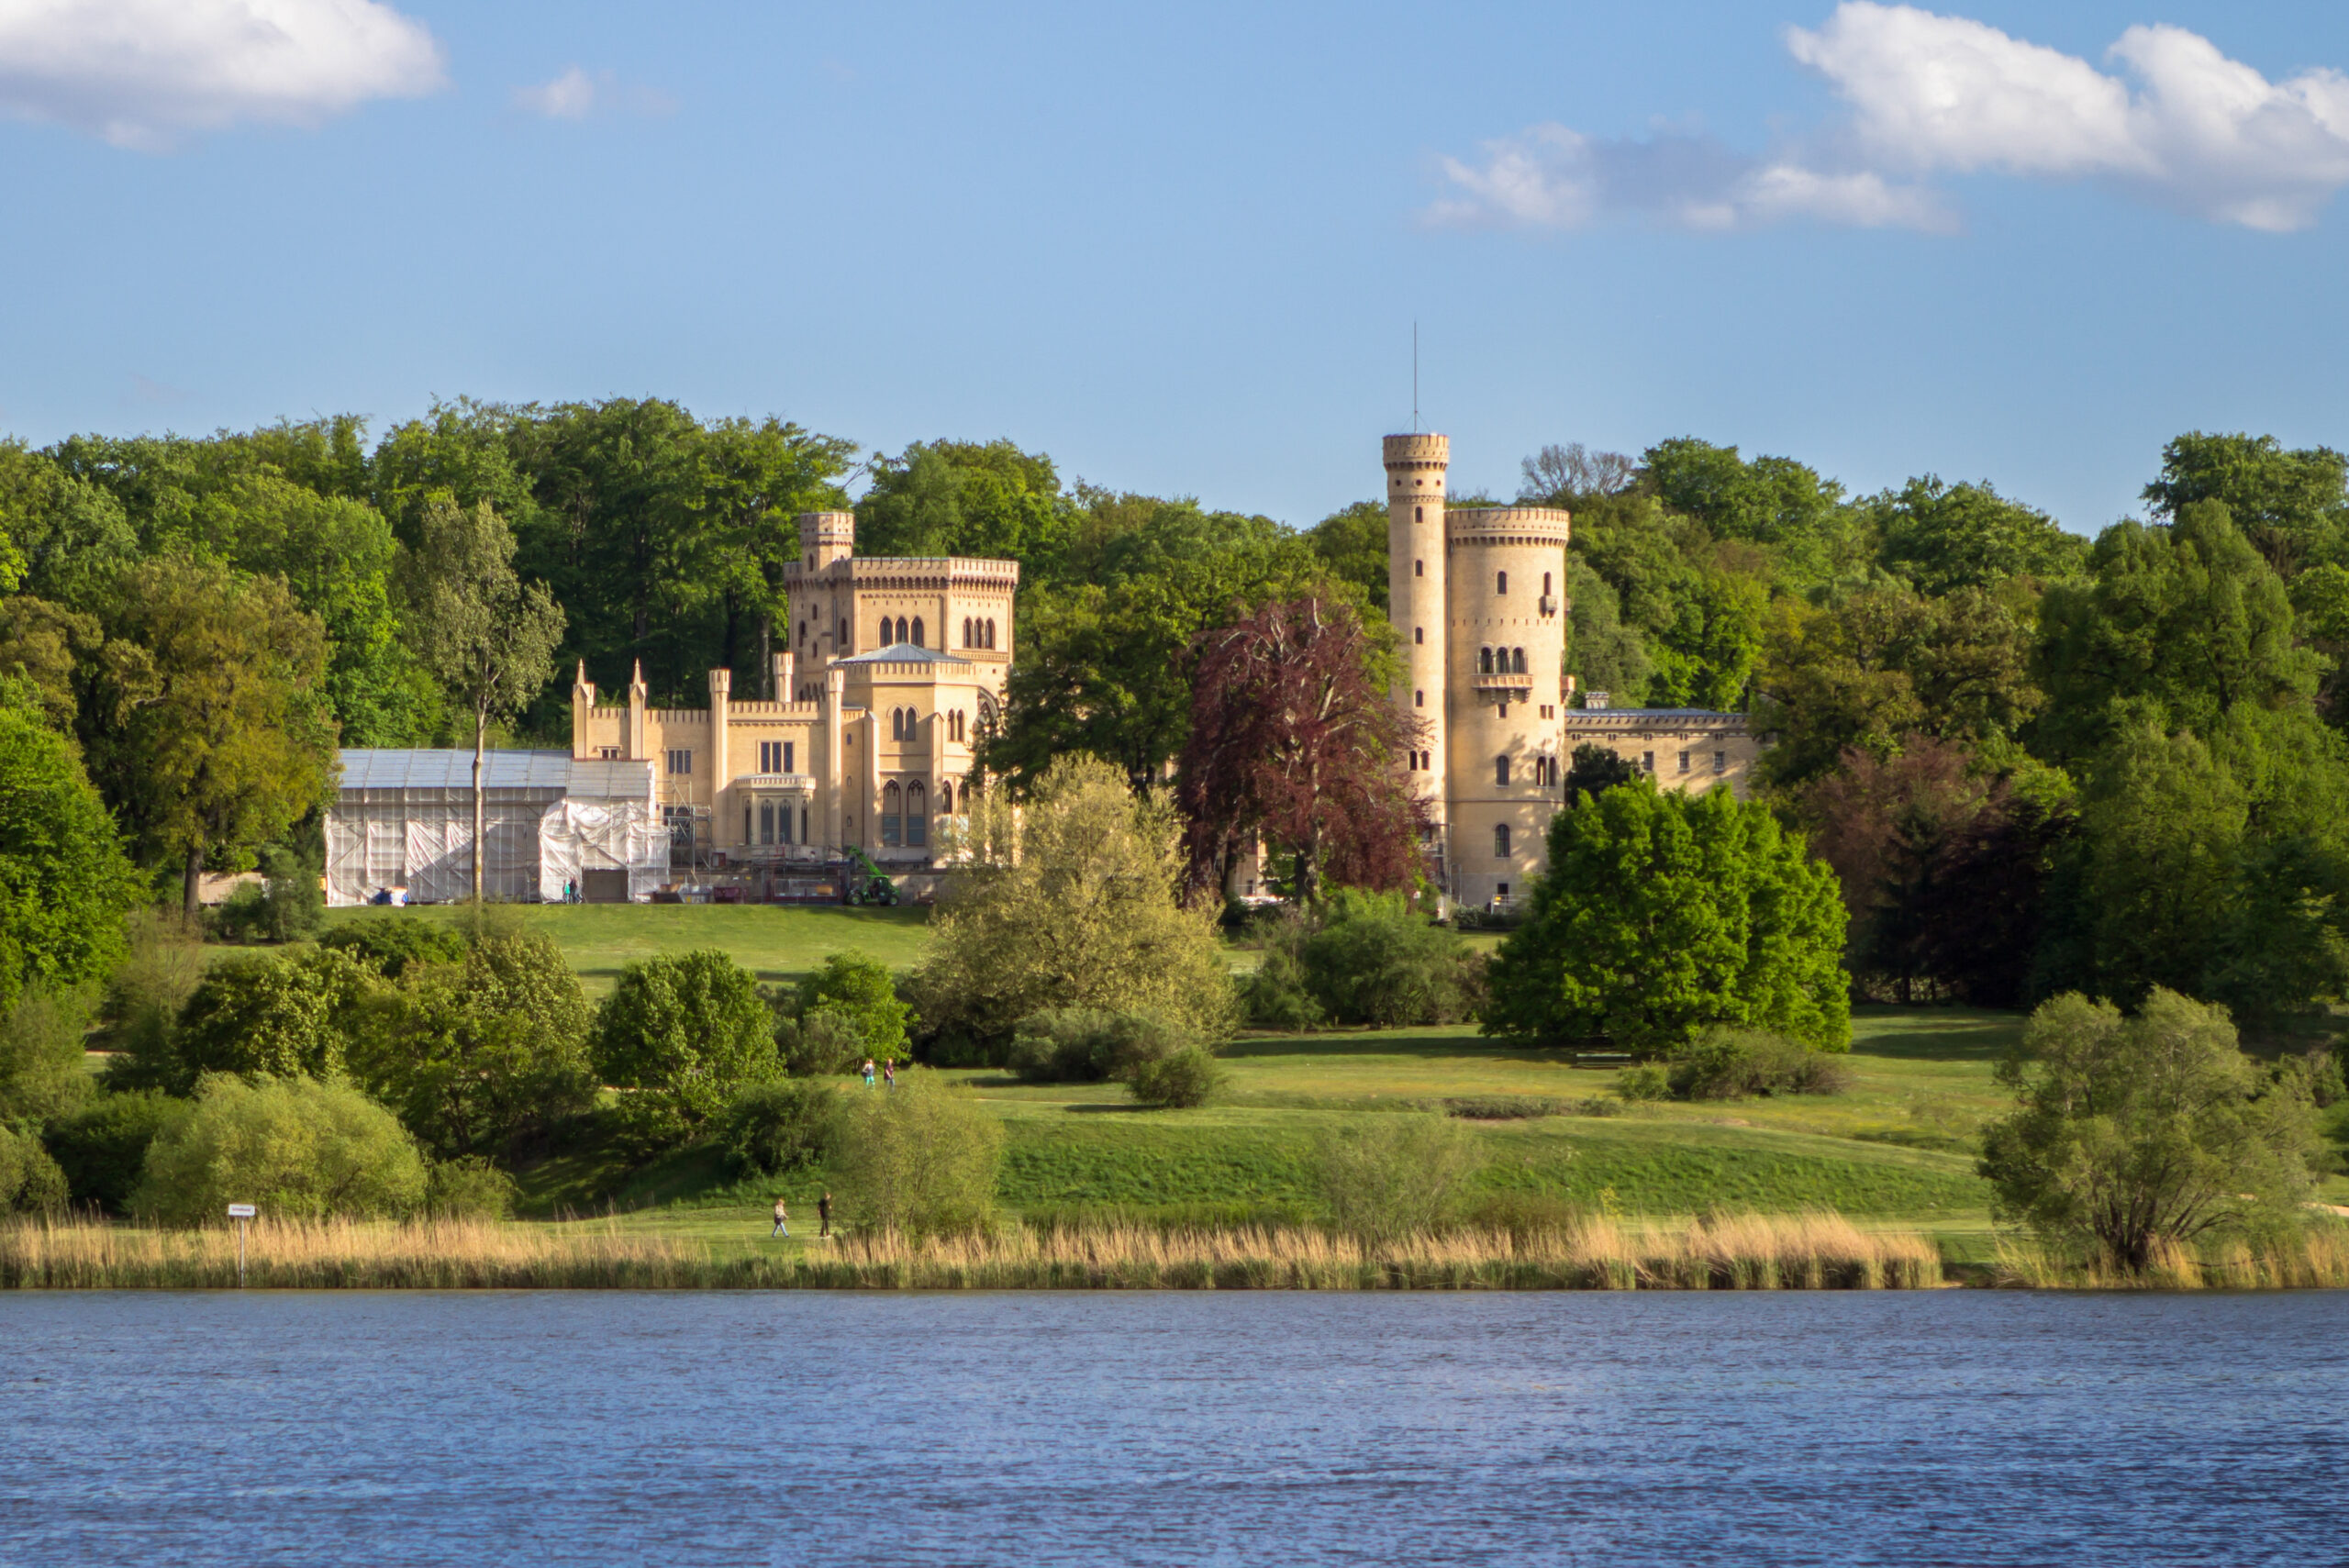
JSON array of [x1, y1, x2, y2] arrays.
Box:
[[569, 511, 1015, 869]]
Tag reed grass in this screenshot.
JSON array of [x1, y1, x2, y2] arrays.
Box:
[[0, 1210, 1943, 1291], [1989, 1223, 2349, 1290]]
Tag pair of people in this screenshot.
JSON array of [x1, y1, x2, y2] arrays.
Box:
[[772, 1191, 835, 1239], [861, 1059, 897, 1089]]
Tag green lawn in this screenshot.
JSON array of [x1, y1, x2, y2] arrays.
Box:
[[322, 902, 932, 997]]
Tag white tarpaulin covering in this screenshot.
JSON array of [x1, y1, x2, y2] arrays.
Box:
[[326, 750, 663, 906]]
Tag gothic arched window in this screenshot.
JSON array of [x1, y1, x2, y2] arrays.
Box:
[[1495, 824, 1511, 858], [1478, 647, 1494, 674], [1511, 648, 1527, 674], [1496, 756, 1511, 787]]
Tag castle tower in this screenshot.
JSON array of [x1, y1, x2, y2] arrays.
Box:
[[1384, 433, 1451, 871], [798, 511, 855, 572], [1444, 503, 1570, 907]]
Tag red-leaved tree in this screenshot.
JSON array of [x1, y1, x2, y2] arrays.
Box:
[[1177, 596, 1428, 904]]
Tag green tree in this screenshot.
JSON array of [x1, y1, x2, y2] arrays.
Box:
[[1642, 438, 1847, 547], [833, 1071, 1002, 1238], [1869, 475, 2086, 593], [912, 754, 1238, 1057], [398, 497, 567, 902], [1564, 558, 1653, 703], [1483, 781, 1849, 1053], [82, 552, 338, 915], [43, 1090, 193, 1215], [2034, 502, 2318, 764], [791, 951, 914, 1063], [1296, 889, 1479, 1028], [592, 950, 780, 1147], [1979, 989, 2319, 1271], [2143, 431, 2348, 578], [856, 439, 1074, 572], [1305, 499, 1390, 612], [133, 1075, 428, 1225], [695, 416, 855, 695], [1562, 742, 1639, 804], [171, 949, 373, 1093], [0, 987, 95, 1126], [0, 703, 141, 1010]]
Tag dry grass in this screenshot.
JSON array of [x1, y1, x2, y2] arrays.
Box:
[[0, 1210, 1943, 1291], [1990, 1224, 2349, 1290]]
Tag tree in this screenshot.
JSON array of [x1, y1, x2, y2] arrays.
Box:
[[399, 497, 567, 902], [1482, 781, 1849, 1054], [591, 951, 781, 1148], [911, 754, 1238, 1057], [1177, 596, 1424, 905], [0, 986, 95, 1126], [1296, 889, 1479, 1027], [1563, 558, 1653, 703], [1868, 475, 2086, 594], [695, 417, 855, 695], [1978, 989, 2319, 1271], [2143, 431, 2348, 578], [1562, 742, 1638, 804], [133, 1075, 429, 1226], [833, 1071, 1003, 1238], [2033, 502, 2318, 764], [1305, 500, 1389, 612], [82, 552, 338, 916], [1518, 442, 1636, 505], [171, 949, 373, 1094], [856, 439, 1073, 572], [348, 929, 597, 1159], [1642, 438, 1847, 547], [791, 951, 914, 1063], [0, 704, 142, 1010]]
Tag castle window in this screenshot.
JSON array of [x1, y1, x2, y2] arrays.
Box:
[[666, 749, 692, 776], [1496, 756, 1511, 786], [1679, 750, 1690, 773], [1413, 627, 1423, 645], [986, 617, 997, 649], [1414, 690, 1424, 708], [1478, 647, 1493, 674], [1642, 751, 1654, 773], [1715, 751, 1728, 774], [912, 617, 925, 648], [1497, 571, 1508, 595], [963, 617, 974, 647], [907, 782, 928, 847], [938, 781, 953, 814], [1543, 572, 1553, 595], [882, 783, 903, 847], [1415, 507, 1423, 524], [1494, 825, 1511, 858], [801, 806, 810, 842], [838, 617, 848, 647], [597, 747, 620, 761], [896, 617, 910, 644], [1511, 648, 1527, 674], [1414, 556, 1423, 573], [744, 806, 752, 843], [759, 802, 775, 846]]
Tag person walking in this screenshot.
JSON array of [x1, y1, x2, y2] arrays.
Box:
[[883, 1059, 896, 1091], [862, 1058, 876, 1089], [818, 1190, 832, 1239], [770, 1195, 789, 1239]]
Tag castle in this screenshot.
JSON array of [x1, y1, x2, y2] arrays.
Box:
[[1383, 434, 1756, 907], [567, 511, 1016, 878]]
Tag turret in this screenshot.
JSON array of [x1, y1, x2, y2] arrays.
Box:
[[797, 511, 855, 573], [1385, 433, 1451, 859]]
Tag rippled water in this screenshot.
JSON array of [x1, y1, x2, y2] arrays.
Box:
[[5, 1291, 2343, 1565]]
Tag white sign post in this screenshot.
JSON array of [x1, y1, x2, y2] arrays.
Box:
[[226, 1204, 255, 1287]]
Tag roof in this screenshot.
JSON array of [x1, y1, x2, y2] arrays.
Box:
[[1567, 707, 1745, 719], [835, 642, 974, 667], [335, 750, 654, 797]]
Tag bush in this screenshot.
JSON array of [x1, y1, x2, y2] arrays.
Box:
[[133, 1076, 428, 1225], [422, 1154, 518, 1219], [0, 985, 95, 1125], [718, 1080, 845, 1177], [321, 917, 467, 979], [1301, 889, 1481, 1027], [791, 951, 915, 1062], [44, 1090, 194, 1215], [347, 929, 598, 1160], [208, 846, 325, 945], [592, 951, 781, 1150], [1615, 1062, 1672, 1101], [95, 911, 207, 1094], [774, 1008, 866, 1076], [1239, 944, 1323, 1031], [169, 947, 373, 1093], [1126, 1046, 1223, 1108], [1666, 1029, 1854, 1100], [1315, 1115, 1486, 1241], [834, 1072, 1002, 1239], [0, 1122, 69, 1214], [1006, 1007, 1196, 1084], [1442, 1095, 1564, 1120]]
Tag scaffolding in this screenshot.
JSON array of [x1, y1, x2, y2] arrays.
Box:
[[325, 751, 667, 906]]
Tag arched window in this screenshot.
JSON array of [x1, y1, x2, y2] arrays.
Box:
[[1414, 689, 1424, 707], [1413, 627, 1423, 645], [877, 617, 890, 647], [963, 617, 974, 647], [907, 782, 928, 847], [881, 782, 903, 847], [1542, 572, 1553, 595], [1413, 558, 1424, 575], [798, 620, 807, 646], [938, 781, 953, 814], [1496, 756, 1511, 786], [1512, 648, 1527, 674], [838, 617, 848, 647], [1414, 506, 1423, 524], [985, 617, 997, 649], [1497, 571, 1508, 595], [911, 617, 925, 649], [1494, 824, 1511, 858], [1478, 647, 1494, 674]]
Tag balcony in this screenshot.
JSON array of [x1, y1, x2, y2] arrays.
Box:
[[1539, 595, 1560, 617]]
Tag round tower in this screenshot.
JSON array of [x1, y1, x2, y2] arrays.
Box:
[[1444, 505, 1571, 909], [1384, 433, 1451, 878]]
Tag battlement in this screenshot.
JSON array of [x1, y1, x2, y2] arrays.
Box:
[[1447, 506, 1572, 547], [1382, 432, 1450, 470]]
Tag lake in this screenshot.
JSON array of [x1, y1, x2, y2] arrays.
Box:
[[4, 1291, 2342, 1565]]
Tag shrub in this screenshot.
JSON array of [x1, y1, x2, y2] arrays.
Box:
[[1301, 889, 1481, 1027], [0, 1122, 70, 1214], [1315, 1115, 1486, 1241], [792, 951, 915, 1062], [592, 951, 781, 1150], [1442, 1095, 1564, 1120], [1127, 1046, 1223, 1108], [169, 947, 373, 1093], [834, 1072, 1002, 1238], [1615, 1062, 1672, 1101], [0, 704, 143, 1014], [1006, 1008, 1195, 1084], [44, 1090, 194, 1215], [1666, 1029, 1854, 1100], [718, 1080, 845, 1177], [209, 846, 325, 945], [320, 917, 467, 979], [1239, 944, 1323, 1031], [95, 911, 207, 1094], [133, 1076, 428, 1225], [422, 1154, 518, 1219], [0, 985, 95, 1125], [774, 1009, 865, 1076]]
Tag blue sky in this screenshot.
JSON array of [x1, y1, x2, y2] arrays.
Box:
[[3, 1, 2347, 535]]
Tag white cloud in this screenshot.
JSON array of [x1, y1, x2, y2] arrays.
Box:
[[1434, 3, 2349, 235], [513, 65, 674, 122], [0, 0, 444, 151]]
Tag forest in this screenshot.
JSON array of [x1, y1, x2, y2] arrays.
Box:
[[2, 401, 2347, 1032]]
